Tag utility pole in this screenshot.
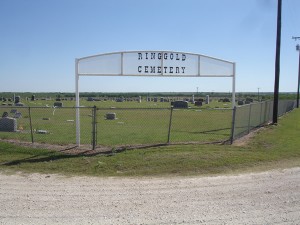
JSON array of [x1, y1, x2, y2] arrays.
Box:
[[292, 36, 300, 108], [272, 0, 282, 124]]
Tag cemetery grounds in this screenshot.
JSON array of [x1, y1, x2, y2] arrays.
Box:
[[0, 98, 233, 148]]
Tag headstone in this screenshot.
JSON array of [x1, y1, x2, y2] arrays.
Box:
[[87, 97, 94, 101], [237, 100, 244, 105], [138, 96, 142, 103], [173, 100, 189, 109], [31, 95, 35, 101], [36, 130, 48, 134], [54, 102, 63, 107], [10, 109, 17, 114], [15, 96, 20, 104], [2, 112, 9, 118], [14, 112, 22, 118], [246, 97, 253, 103], [194, 101, 203, 107], [154, 97, 158, 102], [116, 98, 124, 102], [106, 113, 116, 120], [0, 117, 17, 132], [192, 95, 195, 103], [15, 103, 24, 106], [205, 95, 210, 104]]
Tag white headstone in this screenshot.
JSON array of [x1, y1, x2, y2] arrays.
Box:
[[205, 95, 210, 104]]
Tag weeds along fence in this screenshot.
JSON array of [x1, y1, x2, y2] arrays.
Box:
[[0, 99, 297, 149]]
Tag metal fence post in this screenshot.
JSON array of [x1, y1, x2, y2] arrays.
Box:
[[230, 106, 237, 144], [167, 107, 173, 144], [259, 101, 263, 125], [91, 106, 97, 150], [28, 107, 34, 143], [261, 101, 266, 124], [247, 104, 252, 134]]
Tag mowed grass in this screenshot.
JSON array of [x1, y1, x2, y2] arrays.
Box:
[[0, 109, 300, 177], [0, 99, 233, 146], [96, 108, 232, 146]]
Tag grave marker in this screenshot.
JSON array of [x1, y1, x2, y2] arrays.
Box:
[[173, 100, 189, 109], [54, 102, 63, 107], [14, 112, 22, 118], [205, 95, 210, 104], [0, 117, 17, 132], [106, 113, 116, 120]]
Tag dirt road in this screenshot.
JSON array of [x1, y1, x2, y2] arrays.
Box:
[[0, 168, 299, 225]]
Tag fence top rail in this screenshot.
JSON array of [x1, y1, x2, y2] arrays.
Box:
[[96, 107, 171, 110], [96, 107, 233, 110], [0, 106, 95, 109], [0, 106, 233, 110], [235, 99, 297, 109], [235, 100, 272, 109]]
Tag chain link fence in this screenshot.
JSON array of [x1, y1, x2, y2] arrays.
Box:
[[232, 100, 297, 140], [0, 99, 297, 149], [95, 107, 233, 147], [0, 106, 95, 145]]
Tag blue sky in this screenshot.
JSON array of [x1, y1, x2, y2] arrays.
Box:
[[0, 0, 300, 93]]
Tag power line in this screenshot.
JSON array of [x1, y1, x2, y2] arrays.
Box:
[[292, 37, 300, 41]]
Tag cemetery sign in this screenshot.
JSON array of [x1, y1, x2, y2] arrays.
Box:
[[75, 50, 236, 146], [76, 51, 235, 77]]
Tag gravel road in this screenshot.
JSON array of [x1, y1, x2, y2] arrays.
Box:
[[0, 168, 299, 225]]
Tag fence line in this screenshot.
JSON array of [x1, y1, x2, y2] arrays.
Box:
[[232, 100, 297, 141], [0, 99, 298, 149]]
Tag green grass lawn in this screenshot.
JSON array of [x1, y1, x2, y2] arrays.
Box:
[[0, 99, 233, 146], [0, 109, 299, 177]]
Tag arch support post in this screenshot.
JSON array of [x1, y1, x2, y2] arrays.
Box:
[[75, 58, 80, 146]]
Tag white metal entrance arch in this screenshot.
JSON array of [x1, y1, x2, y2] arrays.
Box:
[[75, 51, 236, 145]]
